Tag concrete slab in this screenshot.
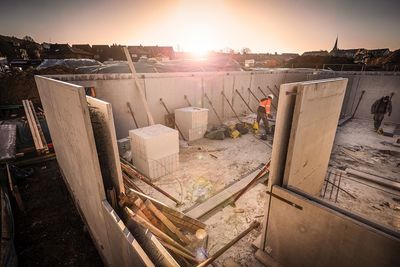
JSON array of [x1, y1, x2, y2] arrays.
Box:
[[283, 78, 347, 196], [87, 96, 124, 195]]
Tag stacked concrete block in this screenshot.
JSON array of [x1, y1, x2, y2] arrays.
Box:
[[175, 107, 209, 141], [129, 124, 179, 180]]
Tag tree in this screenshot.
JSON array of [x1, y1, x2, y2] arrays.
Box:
[[241, 47, 251, 54], [23, 35, 35, 42]]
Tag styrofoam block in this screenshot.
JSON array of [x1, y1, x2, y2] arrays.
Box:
[[133, 153, 179, 180], [129, 124, 179, 160], [175, 107, 208, 141]]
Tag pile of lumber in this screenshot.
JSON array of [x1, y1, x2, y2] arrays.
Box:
[[119, 158, 262, 266], [119, 188, 206, 265], [22, 99, 48, 154]]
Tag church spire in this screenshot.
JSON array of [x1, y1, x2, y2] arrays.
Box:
[[332, 36, 338, 52]]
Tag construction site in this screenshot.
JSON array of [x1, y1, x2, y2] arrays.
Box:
[[1, 39, 399, 266]]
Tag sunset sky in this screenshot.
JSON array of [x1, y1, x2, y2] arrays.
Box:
[[1, 0, 399, 54]]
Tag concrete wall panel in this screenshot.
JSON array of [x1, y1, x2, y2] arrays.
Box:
[[283, 78, 347, 196], [264, 186, 400, 267], [35, 76, 153, 267]]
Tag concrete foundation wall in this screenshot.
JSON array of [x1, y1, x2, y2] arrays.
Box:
[[316, 72, 400, 123], [264, 186, 400, 267], [49, 71, 400, 139]]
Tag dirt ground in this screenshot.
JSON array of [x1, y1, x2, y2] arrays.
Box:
[[133, 118, 399, 266], [13, 159, 103, 267], [327, 119, 400, 230], [131, 115, 271, 266]]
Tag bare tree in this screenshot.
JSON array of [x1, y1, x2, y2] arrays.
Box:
[[241, 47, 251, 54]]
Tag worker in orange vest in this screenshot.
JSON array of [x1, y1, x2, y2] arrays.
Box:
[[256, 94, 273, 133]]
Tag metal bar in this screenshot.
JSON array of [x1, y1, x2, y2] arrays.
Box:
[[329, 171, 336, 200], [350, 90, 366, 119], [235, 89, 254, 113], [184, 95, 192, 107], [323, 171, 331, 198], [257, 86, 267, 97], [204, 93, 223, 125], [196, 221, 260, 267], [273, 85, 280, 99], [335, 172, 342, 202], [221, 91, 242, 122], [248, 88, 259, 103], [121, 159, 182, 205], [325, 179, 356, 199], [127, 102, 139, 128], [233, 160, 270, 204], [159, 98, 186, 141]]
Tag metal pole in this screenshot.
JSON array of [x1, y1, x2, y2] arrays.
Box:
[[248, 88, 259, 103], [221, 91, 242, 122], [184, 95, 192, 106], [204, 93, 223, 125], [258, 86, 267, 97], [235, 89, 254, 113], [127, 102, 139, 128], [159, 98, 187, 141]]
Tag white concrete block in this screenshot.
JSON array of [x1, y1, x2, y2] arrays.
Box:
[[175, 107, 208, 141], [129, 124, 179, 179]]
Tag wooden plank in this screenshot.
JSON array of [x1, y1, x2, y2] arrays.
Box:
[[125, 207, 195, 257], [123, 47, 155, 125], [144, 199, 191, 245], [127, 188, 206, 231], [345, 168, 400, 191], [28, 100, 48, 152], [102, 201, 155, 267], [283, 78, 347, 196], [87, 96, 124, 195], [185, 167, 263, 219], [22, 100, 43, 150]]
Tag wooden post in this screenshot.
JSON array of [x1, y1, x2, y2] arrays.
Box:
[[123, 47, 155, 125]]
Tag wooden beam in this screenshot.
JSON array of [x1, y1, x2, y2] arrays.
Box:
[[145, 199, 191, 245], [123, 47, 154, 125], [125, 207, 195, 257]]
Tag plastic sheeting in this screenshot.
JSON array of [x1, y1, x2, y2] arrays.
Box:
[[0, 123, 16, 161], [37, 59, 102, 70], [37, 57, 243, 73]]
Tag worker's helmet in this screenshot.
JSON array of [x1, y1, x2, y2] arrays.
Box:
[[268, 94, 274, 100]]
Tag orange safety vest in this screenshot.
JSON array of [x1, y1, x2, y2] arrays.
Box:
[[259, 99, 272, 114]]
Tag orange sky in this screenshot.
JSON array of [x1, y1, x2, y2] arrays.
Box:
[[1, 0, 399, 53]]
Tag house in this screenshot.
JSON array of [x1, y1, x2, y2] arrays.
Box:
[[302, 50, 329, 56], [72, 44, 92, 53], [44, 44, 94, 59], [127, 45, 175, 61], [0, 35, 42, 60], [368, 48, 390, 58], [92, 45, 111, 62]]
